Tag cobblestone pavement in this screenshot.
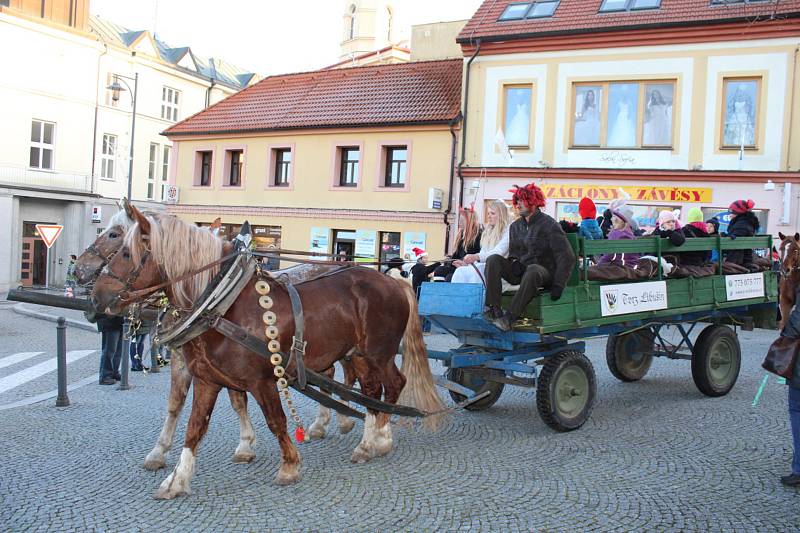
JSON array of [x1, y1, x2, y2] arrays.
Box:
[[0, 321, 798, 532]]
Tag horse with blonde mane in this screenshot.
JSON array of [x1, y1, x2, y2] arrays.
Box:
[[91, 206, 444, 498]]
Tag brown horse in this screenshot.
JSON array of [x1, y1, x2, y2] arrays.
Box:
[[91, 206, 444, 498], [778, 232, 800, 330], [75, 209, 356, 472]]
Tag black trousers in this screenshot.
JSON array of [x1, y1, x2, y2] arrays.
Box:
[[484, 255, 552, 318]]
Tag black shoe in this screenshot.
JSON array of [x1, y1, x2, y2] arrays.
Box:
[[489, 311, 515, 332], [113, 372, 121, 381], [131, 365, 143, 372], [99, 377, 115, 385], [482, 305, 502, 321], [781, 473, 800, 486]]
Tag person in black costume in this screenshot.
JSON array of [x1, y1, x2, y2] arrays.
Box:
[[433, 207, 481, 282], [725, 199, 760, 271], [409, 247, 439, 298]]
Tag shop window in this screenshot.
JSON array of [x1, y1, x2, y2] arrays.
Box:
[[30, 120, 55, 170], [379, 232, 401, 264], [502, 84, 533, 148], [194, 150, 213, 187], [720, 77, 760, 150], [571, 80, 676, 149]]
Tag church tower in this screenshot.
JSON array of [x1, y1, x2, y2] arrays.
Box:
[[339, 0, 396, 62]]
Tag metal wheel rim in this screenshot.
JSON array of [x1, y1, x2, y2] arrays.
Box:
[[619, 333, 650, 371], [554, 365, 589, 418], [708, 337, 736, 384]]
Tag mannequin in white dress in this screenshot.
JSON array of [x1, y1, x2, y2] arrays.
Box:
[[573, 89, 600, 145], [506, 102, 530, 146], [608, 99, 636, 147]]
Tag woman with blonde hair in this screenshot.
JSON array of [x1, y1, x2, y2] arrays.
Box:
[[433, 206, 483, 282], [450, 200, 511, 284]]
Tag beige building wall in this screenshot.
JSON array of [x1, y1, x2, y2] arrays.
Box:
[[411, 20, 467, 62]]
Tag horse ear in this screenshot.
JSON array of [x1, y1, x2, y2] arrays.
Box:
[[210, 217, 221, 231], [131, 205, 151, 236], [794, 232, 800, 242], [122, 198, 134, 218], [779, 232, 786, 241]]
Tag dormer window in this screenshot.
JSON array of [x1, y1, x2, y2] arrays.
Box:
[[599, 0, 661, 12], [498, 1, 560, 21]]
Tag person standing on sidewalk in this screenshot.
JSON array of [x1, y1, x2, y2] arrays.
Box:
[[778, 291, 800, 487], [97, 313, 124, 385], [64, 254, 77, 297]]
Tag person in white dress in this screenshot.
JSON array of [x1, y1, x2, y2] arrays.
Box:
[[608, 99, 635, 147], [451, 199, 511, 284]]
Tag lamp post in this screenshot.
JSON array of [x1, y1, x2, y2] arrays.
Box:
[[107, 73, 139, 200]]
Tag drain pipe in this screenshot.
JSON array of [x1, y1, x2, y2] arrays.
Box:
[[457, 39, 481, 211], [205, 77, 216, 108], [444, 112, 463, 252]]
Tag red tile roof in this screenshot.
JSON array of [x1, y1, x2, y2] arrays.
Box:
[[457, 0, 800, 43], [164, 59, 463, 136]]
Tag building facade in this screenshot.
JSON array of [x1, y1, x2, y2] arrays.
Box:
[[456, 0, 800, 234], [0, 0, 255, 291], [164, 60, 463, 266]]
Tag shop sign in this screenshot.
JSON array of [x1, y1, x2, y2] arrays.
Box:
[[309, 227, 329, 258], [403, 232, 426, 259], [91, 206, 102, 223], [542, 184, 712, 203], [355, 230, 377, 260], [600, 281, 668, 317], [725, 273, 764, 301]]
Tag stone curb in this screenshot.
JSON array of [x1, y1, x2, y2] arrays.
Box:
[[12, 303, 97, 333]]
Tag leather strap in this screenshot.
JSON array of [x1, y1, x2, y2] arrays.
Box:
[[285, 283, 307, 389]]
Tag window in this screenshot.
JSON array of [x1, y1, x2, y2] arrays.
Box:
[[345, 4, 356, 40], [571, 80, 676, 148], [146, 143, 159, 199], [503, 85, 533, 148], [30, 120, 55, 170], [161, 146, 171, 201], [161, 87, 180, 122], [498, 1, 559, 21], [379, 232, 401, 264], [339, 147, 360, 187], [226, 149, 243, 186], [100, 134, 116, 180], [599, 0, 661, 12], [274, 149, 291, 186], [721, 77, 760, 149], [384, 146, 407, 187], [196, 150, 213, 187], [0, 1, 9, 7]]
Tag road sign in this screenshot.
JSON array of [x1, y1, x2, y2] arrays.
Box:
[[35, 224, 63, 249]]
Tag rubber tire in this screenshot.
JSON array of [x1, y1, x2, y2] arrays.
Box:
[[691, 325, 741, 397], [446, 367, 505, 412], [605, 329, 655, 382], [536, 350, 596, 432]]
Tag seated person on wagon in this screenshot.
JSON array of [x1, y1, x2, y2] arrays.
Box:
[[723, 199, 761, 273], [483, 184, 576, 332], [451, 199, 511, 284], [433, 206, 481, 282], [672, 207, 716, 278], [585, 200, 649, 281]]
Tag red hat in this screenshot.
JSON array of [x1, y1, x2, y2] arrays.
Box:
[[729, 199, 755, 215], [578, 197, 596, 220], [412, 247, 428, 260], [509, 183, 546, 209]]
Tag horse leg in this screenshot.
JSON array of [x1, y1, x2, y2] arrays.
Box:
[[144, 350, 191, 471], [307, 367, 335, 440], [250, 382, 301, 486], [350, 357, 385, 464], [370, 360, 407, 459], [228, 389, 257, 464], [337, 360, 357, 435], [154, 377, 222, 499]]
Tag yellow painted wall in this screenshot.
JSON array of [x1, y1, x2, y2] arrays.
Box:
[[172, 127, 454, 212], [464, 40, 800, 172]]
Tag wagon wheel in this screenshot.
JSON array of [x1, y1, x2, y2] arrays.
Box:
[[691, 325, 741, 397], [605, 329, 655, 382], [536, 350, 596, 432], [446, 368, 505, 412]]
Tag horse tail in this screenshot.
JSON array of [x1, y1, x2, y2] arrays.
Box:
[[395, 280, 446, 430]]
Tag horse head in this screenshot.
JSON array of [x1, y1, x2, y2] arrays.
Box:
[[778, 231, 800, 278], [74, 224, 127, 285], [91, 205, 162, 315]]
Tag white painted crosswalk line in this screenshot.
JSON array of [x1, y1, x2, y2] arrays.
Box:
[[0, 352, 44, 369], [0, 350, 96, 394]]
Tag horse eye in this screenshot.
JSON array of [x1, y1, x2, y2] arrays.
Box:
[[109, 232, 118, 239], [123, 251, 130, 259]]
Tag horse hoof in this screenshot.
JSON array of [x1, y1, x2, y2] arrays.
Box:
[[153, 487, 185, 500], [338, 419, 356, 435], [143, 453, 166, 471], [232, 451, 255, 464], [350, 447, 371, 464], [308, 424, 326, 440], [274, 469, 300, 486]]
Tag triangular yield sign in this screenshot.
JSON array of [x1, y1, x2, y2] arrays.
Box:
[[35, 224, 63, 249]]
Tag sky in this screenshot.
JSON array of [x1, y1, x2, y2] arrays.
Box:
[[90, 0, 484, 76]]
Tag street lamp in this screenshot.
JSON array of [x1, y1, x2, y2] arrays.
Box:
[[107, 73, 139, 200]]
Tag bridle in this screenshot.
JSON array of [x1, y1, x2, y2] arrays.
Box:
[[101, 245, 152, 303], [780, 240, 800, 278]]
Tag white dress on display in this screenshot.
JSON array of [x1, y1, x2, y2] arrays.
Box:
[[506, 103, 530, 146], [608, 100, 635, 147]]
